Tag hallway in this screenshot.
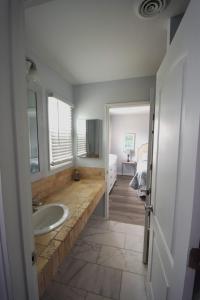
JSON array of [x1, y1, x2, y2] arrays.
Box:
[[42, 217, 147, 300]]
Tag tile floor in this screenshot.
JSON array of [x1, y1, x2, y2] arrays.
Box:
[[41, 217, 147, 300]]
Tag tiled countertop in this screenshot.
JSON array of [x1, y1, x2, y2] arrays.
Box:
[[35, 178, 105, 297]]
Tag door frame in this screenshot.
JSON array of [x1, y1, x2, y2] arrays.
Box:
[[0, 0, 39, 299], [143, 89, 155, 264], [104, 100, 152, 219], [0, 171, 13, 300]]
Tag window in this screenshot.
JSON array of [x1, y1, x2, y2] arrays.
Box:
[[48, 96, 73, 167]]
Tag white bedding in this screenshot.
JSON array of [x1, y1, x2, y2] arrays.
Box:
[[129, 158, 147, 197], [109, 154, 117, 166]]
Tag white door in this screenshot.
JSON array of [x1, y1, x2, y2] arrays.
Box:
[[143, 90, 155, 264], [0, 173, 12, 300], [0, 0, 39, 299], [147, 1, 200, 299], [0, 243, 9, 300]]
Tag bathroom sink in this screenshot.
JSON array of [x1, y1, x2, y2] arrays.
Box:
[[33, 204, 69, 236]]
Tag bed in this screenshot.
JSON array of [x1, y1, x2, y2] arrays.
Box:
[[108, 154, 117, 193], [129, 143, 148, 197]]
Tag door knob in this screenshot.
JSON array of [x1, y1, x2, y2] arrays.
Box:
[[141, 188, 151, 195], [145, 204, 153, 213], [189, 248, 200, 270]]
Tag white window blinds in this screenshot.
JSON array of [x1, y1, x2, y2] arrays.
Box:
[[48, 96, 73, 167], [77, 119, 87, 157]]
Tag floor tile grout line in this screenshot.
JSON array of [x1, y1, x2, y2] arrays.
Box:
[[119, 270, 148, 300], [124, 233, 127, 250], [50, 281, 101, 300], [87, 221, 144, 233], [122, 270, 147, 278], [87, 220, 145, 229], [82, 223, 144, 233], [56, 256, 147, 279], [96, 243, 103, 263], [89, 216, 145, 226], [118, 268, 123, 300], [82, 232, 144, 243], [54, 259, 88, 286], [67, 281, 120, 300], [53, 266, 147, 287], [62, 263, 146, 300], [69, 259, 147, 278], [85, 290, 116, 300], [78, 238, 144, 254], [84, 227, 145, 237]]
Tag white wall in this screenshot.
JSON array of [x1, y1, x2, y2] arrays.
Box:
[[74, 76, 155, 168], [28, 52, 73, 102], [110, 113, 149, 175], [26, 51, 74, 180]]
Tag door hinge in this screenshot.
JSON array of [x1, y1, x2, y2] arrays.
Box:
[[145, 203, 153, 213], [32, 251, 37, 266], [146, 188, 151, 196], [140, 188, 151, 196], [188, 248, 200, 270]]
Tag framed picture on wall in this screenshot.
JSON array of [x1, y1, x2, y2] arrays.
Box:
[[123, 133, 136, 153]]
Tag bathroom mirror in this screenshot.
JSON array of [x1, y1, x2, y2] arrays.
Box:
[[77, 119, 102, 158], [27, 89, 40, 174]]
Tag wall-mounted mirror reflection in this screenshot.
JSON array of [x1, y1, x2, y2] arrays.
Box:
[[27, 89, 40, 174], [77, 119, 102, 158]]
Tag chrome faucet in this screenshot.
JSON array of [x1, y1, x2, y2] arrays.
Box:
[[32, 196, 43, 213]]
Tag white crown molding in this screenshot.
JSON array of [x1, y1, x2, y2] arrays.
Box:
[[24, 0, 55, 9]]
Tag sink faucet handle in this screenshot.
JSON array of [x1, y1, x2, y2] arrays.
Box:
[[32, 196, 43, 206]]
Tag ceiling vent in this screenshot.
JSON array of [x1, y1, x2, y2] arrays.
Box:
[[137, 0, 170, 18]]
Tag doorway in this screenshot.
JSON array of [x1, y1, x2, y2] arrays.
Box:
[[108, 104, 150, 226], [106, 102, 150, 221], [105, 101, 153, 265]]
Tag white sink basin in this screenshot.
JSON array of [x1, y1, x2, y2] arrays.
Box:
[[33, 204, 69, 236]]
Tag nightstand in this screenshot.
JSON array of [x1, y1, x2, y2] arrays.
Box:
[[121, 161, 137, 176]]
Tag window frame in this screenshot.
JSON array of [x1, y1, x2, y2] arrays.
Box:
[[27, 81, 44, 182], [123, 133, 136, 153]]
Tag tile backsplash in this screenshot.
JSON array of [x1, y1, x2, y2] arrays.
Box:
[[32, 168, 74, 200]]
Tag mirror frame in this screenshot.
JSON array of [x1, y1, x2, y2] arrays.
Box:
[[27, 81, 43, 182], [76, 118, 102, 159]]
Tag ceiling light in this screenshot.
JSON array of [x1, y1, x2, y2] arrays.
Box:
[[26, 57, 39, 82]]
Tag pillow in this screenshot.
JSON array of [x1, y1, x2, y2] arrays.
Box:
[[141, 152, 148, 161]]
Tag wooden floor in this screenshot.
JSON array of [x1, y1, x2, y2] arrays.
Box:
[[109, 175, 145, 226]]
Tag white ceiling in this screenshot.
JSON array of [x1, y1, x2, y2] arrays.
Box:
[[25, 0, 190, 85]]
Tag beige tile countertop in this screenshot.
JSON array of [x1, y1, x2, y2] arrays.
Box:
[[34, 178, 105, 297]]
